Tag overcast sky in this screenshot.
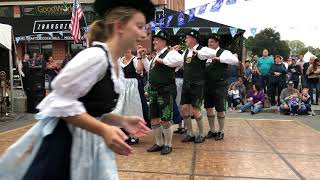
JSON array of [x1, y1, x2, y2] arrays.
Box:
[[185, 0, 320, 48]]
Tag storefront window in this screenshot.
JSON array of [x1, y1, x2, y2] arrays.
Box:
[[41, 43, 52, 61], [69, 43, 85, 57], [26, 43, 40, 58]]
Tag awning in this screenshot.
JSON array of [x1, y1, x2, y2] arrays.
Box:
[[0, 23, 12, 50]]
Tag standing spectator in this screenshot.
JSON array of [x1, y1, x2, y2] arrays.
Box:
[[60, 53, 72, 70], [283, 56, 292, 70], [302, 56, 313, 88], [37, 54, 47, 69], [256, 49, 274, 93], [279, 81, 300, 115], [287, 57, 301, 89], [252, 65, 261, 86], [19, 54, 31, 93], [252, 54, 259, 66], [268, 55, 287, 106], [46, 56, 59, 92], [306, 58, 320, 105], [243, 60, 252, 90], [238, 83, 264, 115]]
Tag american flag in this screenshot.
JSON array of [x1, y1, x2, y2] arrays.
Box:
[[70, 0, 83, 43]]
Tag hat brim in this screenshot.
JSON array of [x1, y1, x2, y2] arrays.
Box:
[[94, 0, 155, 23], [208, 35, 220, 41], [153, 35, 170, 44], [186, 34, 199, 41]]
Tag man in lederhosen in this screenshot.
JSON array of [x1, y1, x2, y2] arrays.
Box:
[[142, 30, 183, 155], [180, 30, 209, 143], [196, 33, 238, 140]]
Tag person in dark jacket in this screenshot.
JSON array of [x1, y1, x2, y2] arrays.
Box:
[[268, 55, 287, 106], [288, 57, 301, 89]]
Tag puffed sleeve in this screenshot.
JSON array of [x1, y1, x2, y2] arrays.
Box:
[[197, 47, 217, 60], [36, 47, 108, 117], [219, 50, 239, 65], [142, 57, 151, 73], [162, 50, 183, 68]]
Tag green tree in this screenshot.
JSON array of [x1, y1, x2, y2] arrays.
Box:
[[245, 28, 290, 58], [287, 40, 305, 55]]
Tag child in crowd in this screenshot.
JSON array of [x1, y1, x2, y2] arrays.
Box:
[[289, 92, 300, 116], [299, 87, 314, 116], [228, 84, 243, 111]]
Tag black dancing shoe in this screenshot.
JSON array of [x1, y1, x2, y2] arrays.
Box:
[[160, 146, 172, 155], [180, 128, 187, 134], [174, 128, 183, 134], [181, 135, 195, 143], [147, 144, 163, 152], [215, 132, 224, 141], [195, 135, 205, 143], [127, 137, 139, 145], [206, 131, 218, 139]]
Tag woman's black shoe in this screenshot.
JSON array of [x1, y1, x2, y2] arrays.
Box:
[[206, 131, 218, 139]]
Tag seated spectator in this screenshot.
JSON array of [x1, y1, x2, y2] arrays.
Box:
[[289, 92, 300, 116], [298, 87, 315, 116], [238, 83, 264, 115], [279, 81, 300, 115], [228, 84, 243, 111], [228, 77, 246, 108]]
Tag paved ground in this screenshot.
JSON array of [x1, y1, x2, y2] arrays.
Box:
[[1, 115, 320, 179]]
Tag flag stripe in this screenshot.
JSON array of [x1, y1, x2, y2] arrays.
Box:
[[71, 0, 83, 43]]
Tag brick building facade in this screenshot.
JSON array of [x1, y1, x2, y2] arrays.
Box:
[[0, 0, 184, 62]]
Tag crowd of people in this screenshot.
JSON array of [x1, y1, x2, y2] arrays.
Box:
[[226, 49, 319, 116]]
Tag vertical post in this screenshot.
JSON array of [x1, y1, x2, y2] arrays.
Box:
[[9, 50, 14, 112]]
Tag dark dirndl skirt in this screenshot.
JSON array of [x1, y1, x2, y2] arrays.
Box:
[[23, 120, 72, 180]]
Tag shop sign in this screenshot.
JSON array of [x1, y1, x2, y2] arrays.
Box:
[[33, 20, 71, 33], [21, 4, 72, 16], [19, 35, 74, 41]]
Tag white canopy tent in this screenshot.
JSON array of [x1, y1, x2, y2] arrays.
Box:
[[303, 51, 315, 63], [0, 23, 14, 112]]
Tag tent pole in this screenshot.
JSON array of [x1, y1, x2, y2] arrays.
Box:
[[9, 49, 14, 112]]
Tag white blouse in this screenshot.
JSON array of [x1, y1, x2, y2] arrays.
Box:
[[37, 41, 125, 117], [119, 56, 139, 71]]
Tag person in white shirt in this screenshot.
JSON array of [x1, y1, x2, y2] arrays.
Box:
[[141, 30, 183, 155], [179, 30, 208, 144], [195, 33, 239, 140]]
